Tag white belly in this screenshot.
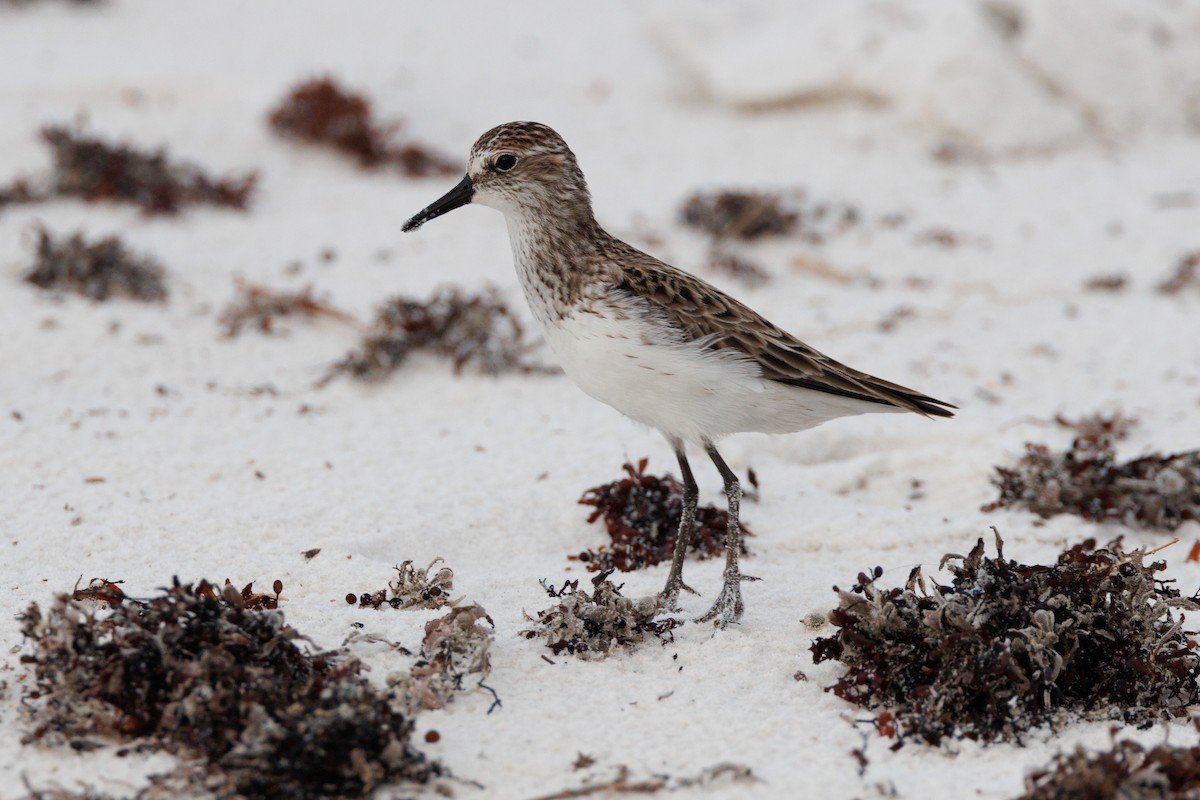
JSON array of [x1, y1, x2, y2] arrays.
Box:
[[537, 311, 880, 444]]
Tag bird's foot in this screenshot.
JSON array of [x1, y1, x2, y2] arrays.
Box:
[[659, 578, 699, 613], [696, 571, 758, 628], [695, 572, 759, 627], [696, 585, 742, 628]]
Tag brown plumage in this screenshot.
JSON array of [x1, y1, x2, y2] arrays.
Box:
[[604, 235, 955, 418], [403, 121, 956, 627]]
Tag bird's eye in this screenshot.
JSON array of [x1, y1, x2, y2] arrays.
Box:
[[495, 154, 518, 171]]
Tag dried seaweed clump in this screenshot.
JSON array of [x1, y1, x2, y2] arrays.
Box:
[[69, 578, 127, 607], [680, 189, 860, 287], [268, 77, 457, 177], [1157, 250, 1200, 295], [20, 579, 434, 798], [986, 413, 1199, 531], [1018, 740, 1200, 800], [225, 577, 284, 610], [219, 280, 353, 337], [0, 177, 45, 209], [523, 572, 679, 660], [325, 286, 544, 382], [1053, 411, 1139, 443], [38, 126, 256, 214], [350, 559, 456, 610], [681, 191, 798, 241], [389, 604, 494, 712], [810, 535, 1200, 746], [680, 189, 859, 245], [24, 228, 167, 302], [707, 253, 770, 288], [574, 459, 750, 573]]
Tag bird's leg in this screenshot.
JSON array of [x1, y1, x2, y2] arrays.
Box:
[[660, 440, 699, 612], [697, 442, 759, 627]]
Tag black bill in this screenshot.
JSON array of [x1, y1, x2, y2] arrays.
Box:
[[401, 174, 474, 232]]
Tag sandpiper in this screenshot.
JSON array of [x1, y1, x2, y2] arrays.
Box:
[[402, 122, 955, 626]]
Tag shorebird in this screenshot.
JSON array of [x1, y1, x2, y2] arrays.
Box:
[[402, 122, 955, 626]]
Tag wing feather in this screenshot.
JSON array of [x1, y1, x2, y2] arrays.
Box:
[[598, 237, 955, 418]]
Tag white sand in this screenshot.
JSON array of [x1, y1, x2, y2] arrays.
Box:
[[2, 1, 1199, 798]]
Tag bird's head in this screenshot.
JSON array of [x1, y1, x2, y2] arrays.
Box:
[[402, 121, 592, 232]]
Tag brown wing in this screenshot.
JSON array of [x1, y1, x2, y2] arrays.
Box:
[[602, 239, 955, 418]]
